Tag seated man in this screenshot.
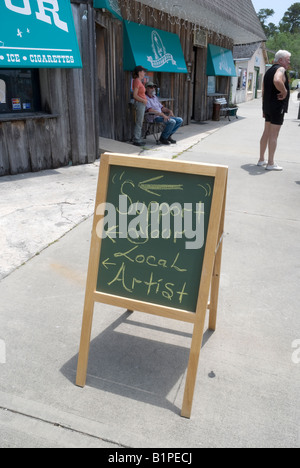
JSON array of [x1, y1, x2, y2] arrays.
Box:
[[145, 82, 183, 145]]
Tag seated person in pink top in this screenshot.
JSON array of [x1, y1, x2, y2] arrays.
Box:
[[145, 82, 183, 145]]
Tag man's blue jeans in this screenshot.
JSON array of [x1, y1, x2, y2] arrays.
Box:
[[154, 116, 183, 139]]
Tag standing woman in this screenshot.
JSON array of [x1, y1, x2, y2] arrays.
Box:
[[132, 66, 147, 146]]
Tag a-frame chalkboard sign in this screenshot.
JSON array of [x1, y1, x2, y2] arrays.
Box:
[[76, 153, 228, 418]]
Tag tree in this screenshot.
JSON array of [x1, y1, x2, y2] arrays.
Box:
[[256, 8, 280, 37], [256, 4, 300, 76], [280, 3, 300, 33], [257, 8, 275, 24], [267, 31, 300, 77], [267, 22, 279, 37], [257, 8, 278, 36]]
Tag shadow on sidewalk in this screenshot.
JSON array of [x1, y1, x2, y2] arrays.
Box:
[[61, 309, 214, 414], [0, 168, 61, 184], [241, 164, 269, 176]]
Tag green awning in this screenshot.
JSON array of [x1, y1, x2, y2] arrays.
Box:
[[0, 1, 82, 68], [206, 44, 236, 77], [124, 21, 188, 74], [94, 0, 122, 21]]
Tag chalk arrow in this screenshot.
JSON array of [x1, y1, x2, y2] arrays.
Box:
[[102, 258, 117, 270], [138, 176, 183, 197], [105, 225, 120, 243]]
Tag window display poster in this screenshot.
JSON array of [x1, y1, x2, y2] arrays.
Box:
[[12, 98, 21, 110]]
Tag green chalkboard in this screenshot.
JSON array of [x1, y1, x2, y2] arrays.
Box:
[[96, 164, 215, 313]]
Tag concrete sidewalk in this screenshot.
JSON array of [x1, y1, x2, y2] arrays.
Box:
[[0, 117, 226, 281], [0, 96, 299, 448]]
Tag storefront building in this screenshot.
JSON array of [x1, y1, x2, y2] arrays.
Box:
[[232, 42, 268, 104], [95, 0, 266, 140], [0, 0, 265, 176], [0, 0, 97, 176]]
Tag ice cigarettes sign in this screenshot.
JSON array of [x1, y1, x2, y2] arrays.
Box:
[[0, 0, 82, 68]]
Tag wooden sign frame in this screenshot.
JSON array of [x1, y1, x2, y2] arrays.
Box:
[[76, 154, 228, 419]]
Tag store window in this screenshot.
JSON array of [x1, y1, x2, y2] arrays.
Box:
[[0, 79, 6, 104], [0, 69, 41, 114], [237, 68, 247, 90], [207, 76, 227, 95], [207, 76, 216, 94]]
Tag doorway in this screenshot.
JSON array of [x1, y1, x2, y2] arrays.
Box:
[[254, 67, 259, 99], [192, 46, 207, 121], [96, 23, 115, 139]]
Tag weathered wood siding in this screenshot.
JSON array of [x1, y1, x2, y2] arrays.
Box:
[[0, 0, 234, 176], [0, 1, 98, 176], [95, 2, 234, 141]]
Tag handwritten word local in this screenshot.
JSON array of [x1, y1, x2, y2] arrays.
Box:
[[104, 249, 189, 304], [96, 196, 205, 250], [4, 0, 69, 32]]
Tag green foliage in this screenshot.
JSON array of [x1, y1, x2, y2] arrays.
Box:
[[267, 31, 300, 76], [280, 2, 300, 33], [257, 8, 278, 36], [256, 3, 300, 76]]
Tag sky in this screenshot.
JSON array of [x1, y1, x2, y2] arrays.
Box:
[[251, 0, 295, 25]]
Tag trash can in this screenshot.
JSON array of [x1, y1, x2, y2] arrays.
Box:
[[212, 102, 221, 121]]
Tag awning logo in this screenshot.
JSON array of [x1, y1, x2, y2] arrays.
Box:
[[147, 31, 176, 69], [218, 49, 233, 76]]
